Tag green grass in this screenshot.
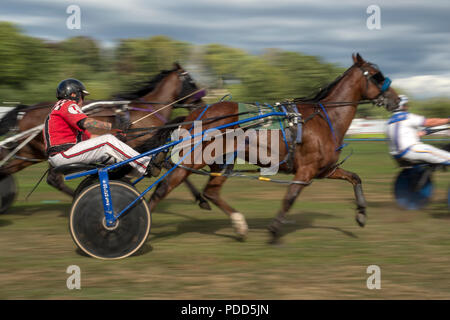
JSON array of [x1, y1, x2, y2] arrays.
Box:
[[0, 142, 449, 299]]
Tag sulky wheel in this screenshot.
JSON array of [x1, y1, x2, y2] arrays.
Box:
[[394, 166, 433, 210], [0, 174, 17, 214], [73, 175, 133, 200], [69, 180, 151, 260]]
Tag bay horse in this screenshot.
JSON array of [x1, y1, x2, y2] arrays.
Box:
[[0, 63, 208, 211], [146, 53, 400, 241]]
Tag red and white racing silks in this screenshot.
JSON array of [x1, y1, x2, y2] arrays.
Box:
[[44, 99, 91, 154], [44, 99, 150, 176]]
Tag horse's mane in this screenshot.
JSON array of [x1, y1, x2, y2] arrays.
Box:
[[294, 64, 355, 103], [113, 68, 177, 100]]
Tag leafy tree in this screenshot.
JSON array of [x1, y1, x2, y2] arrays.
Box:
[[1, 22, 448, 118]]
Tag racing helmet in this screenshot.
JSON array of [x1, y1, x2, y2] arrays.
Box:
[[393, 94, 409, 112], [56, 78, 90, 102]]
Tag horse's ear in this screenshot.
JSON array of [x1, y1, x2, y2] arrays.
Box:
[[352, 53, 364, 66], [173, 62, 182, 70], [356, 53, 365, 65]]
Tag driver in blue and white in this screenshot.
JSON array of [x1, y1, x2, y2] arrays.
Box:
[[386, 95, 449, 165]]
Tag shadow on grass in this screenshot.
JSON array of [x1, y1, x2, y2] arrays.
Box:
[[0, 219, 13, 228], [73, 243, 154, 259], [366, 201, 396, 209], [5, 203, 71, 217], [149, 210, 358, 243], [152, 198, 208, 214], [427, 198, 450, 219]]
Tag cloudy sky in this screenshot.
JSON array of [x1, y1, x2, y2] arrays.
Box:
[[2, 0, 450, 99]]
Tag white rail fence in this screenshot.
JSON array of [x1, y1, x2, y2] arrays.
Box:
[[1, 107, 448, 136]]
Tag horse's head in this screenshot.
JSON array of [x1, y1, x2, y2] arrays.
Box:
[[352, 53, 399, 111], [172, 62, 206, 108]]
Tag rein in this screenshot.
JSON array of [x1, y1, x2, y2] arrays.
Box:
[[130, 88, 206, 126], [129, 104, 167, 123], [124, 111, 256, 142], [291, 99, 376, 107], [123, 97, 375, 141]]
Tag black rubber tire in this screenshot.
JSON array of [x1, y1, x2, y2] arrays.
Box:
[[73, 176, 133, 199], [0, 174, 17, 214], [394, 167, 433, 210], [69, 180, 151, 260]]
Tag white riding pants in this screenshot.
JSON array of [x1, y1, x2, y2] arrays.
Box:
[[402, 143, 450, 165], [48, 134, 151, 176]]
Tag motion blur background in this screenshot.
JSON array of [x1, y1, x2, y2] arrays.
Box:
[[0, 1, 449, 300], [1, 0, 449, 119]]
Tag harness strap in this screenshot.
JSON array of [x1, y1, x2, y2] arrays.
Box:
[[292, 105, 303, 144], [318, 103, 346, 152], [131, 104, 167, 123]]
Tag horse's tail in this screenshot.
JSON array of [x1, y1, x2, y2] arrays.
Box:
[[136, 116, 186, 153], [0, 104, 30, 136]]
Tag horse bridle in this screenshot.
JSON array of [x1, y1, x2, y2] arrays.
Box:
[[359, 63, 392, 107], [177, 70, 206, 103]]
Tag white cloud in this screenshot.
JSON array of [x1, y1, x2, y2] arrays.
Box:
[[393, 74, 450, 99], [3, 0, 450, 98], [0, 15, 60, 26]]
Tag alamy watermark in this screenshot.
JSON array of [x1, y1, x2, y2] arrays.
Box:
[[366, 265, 381, 289], [66, 265, 81, 290], [66, 5, 81, 30], [366, 5, 381, 30], [169, 122, 282, 175]]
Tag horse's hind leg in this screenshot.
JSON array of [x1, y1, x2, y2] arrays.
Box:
[[326, 167, 367, 227], [47, 165, 75, 197]]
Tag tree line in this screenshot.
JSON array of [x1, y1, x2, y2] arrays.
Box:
[[0, 21, 448, 118]]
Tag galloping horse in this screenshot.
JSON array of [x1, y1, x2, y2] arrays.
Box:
[[0, 63, 207, 212], [147, 53, 400, 240]]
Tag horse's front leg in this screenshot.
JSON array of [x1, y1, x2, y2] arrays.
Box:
[[268, 168, 314, 241], [183, 178, 211, 210], [325, 167, 367, 227], [159, 161, 211, 210], [47, 165, 75, 197]]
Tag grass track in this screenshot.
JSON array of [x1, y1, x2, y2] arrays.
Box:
[[0, 141, 449, 299]]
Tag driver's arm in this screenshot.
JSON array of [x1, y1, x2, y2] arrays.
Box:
[[423, 118, 449, 127], [78, 118, 112, 134], [418, 117, 449, 136]]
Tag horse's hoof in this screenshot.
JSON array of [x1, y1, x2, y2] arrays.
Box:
[[267, 227, 282, 245], [149, 166, 161, 177], [267, 220, 283, 244], [198, 199, 212, 211], [231, 212, 248, 239], [153, 152, 167, 165], [356, 212, 366, 227]]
